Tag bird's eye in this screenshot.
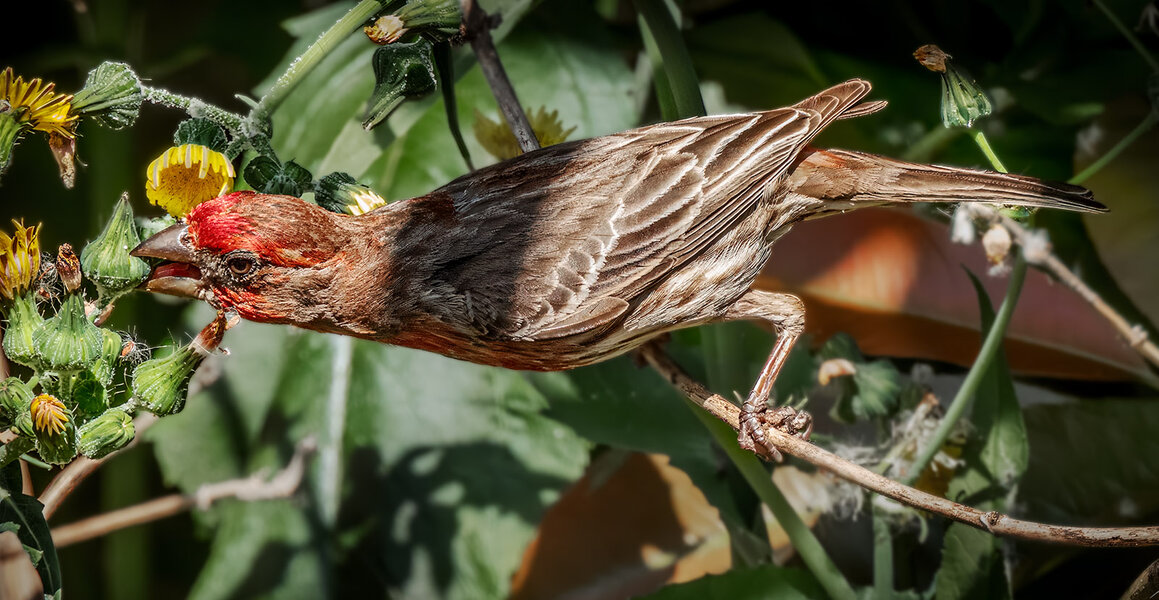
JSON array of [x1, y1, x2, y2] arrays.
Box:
[[227, 256, 255, 276]]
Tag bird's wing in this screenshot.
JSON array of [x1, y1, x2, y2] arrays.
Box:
[[431, 80, 875, 340]]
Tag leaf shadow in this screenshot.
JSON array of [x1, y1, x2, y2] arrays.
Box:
[[334, 442, 571, 595]]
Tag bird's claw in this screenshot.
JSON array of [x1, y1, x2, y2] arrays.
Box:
[[738, 399, 813, 462]]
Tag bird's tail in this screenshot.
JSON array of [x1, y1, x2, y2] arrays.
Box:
[[787, 148, 1107, 215]]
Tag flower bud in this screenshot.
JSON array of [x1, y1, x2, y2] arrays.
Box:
[[132, 312, 228, 415], [315, 172, 388, 215], [364, 0, 462, 44], [131, 344, 202, 416], [363, 40, 437, 130], [70, 62, 142, 130], [80, 194, 150, 300], [56, 243, 82, 293], [88, 327, 124, 386], [32, 293, 104, 372], [0, 376, 35, 428], [2, 293, 44, 368], [77, 409, 134, 459], [30, 393, 77, 464], [913, 44, 992, 128]]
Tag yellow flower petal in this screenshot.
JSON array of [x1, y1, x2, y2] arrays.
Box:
[[145, 144, 236, 218], [0, 220, 41, 302], [0, 67, 78, 139], [31, 394, 70, 436]]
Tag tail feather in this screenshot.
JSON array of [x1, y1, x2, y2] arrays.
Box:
[[789, 148, 1107, 214]]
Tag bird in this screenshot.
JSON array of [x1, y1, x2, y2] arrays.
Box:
[[131, 79, 1105, 458]]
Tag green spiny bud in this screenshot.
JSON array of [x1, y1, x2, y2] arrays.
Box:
[[132, 311, 228, 415], [132, 345, 202, 415], [30, 393, 77, 465], [315, 172, 388, 215], [70, 61, 142, 130], [77, 409, 134, 459], [33, 293, 104, 372], [363, 40, 437, 131], [2, 293, 44, 369], [88, 327, 124, 387], [81, 194, 150, 301], [0, 376, 35, 429]]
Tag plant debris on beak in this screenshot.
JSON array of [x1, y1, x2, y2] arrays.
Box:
[[130, 223, 210, 302]]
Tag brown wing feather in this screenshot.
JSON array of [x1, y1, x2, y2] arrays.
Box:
[[423, 80, 878, 340]]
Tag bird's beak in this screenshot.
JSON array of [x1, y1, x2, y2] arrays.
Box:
[[131, 223, 206, 300]]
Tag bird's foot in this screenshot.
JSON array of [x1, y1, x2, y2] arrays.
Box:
[[738, 399, 814, 462]]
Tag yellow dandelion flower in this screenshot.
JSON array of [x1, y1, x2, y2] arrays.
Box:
[[145, 144, 236, 218], [473, 106, 577, 161], [31, 394, 70, 436], [0, 220, 41, 302], [0, 67, 78, 139]]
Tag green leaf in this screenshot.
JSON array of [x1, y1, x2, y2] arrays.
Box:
[[150, 306, 590, 598], [933, 524, 1010, 600], [0, 466, 62, 597], [639, 566, 824, 600]]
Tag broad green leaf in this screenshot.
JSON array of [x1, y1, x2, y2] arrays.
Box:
[[1019, 398, 1159, 524], [0, 467, 61, 598], [151, 308, 589, 599], [933, 523, 1010, 600], [639, 565, 823, 600]]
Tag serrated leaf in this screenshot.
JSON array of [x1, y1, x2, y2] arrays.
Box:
[[0, 468, 61, 598]]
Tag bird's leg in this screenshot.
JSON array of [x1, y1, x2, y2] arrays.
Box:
[[724, 290, 809, 462]]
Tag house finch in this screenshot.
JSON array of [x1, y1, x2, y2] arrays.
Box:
[[132, 80, 1104, 458]]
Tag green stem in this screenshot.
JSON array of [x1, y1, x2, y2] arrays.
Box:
[[1069, 111, 1159, 184], [969, 130, 1007, 173], [141, 85, 245, 134], [633, 0, 705, 120], [254, 0, 385, 119], [903, 256, 1027, 487], [687, 400, 857, 600], [0, 437, 34, 469], [1092, 0, 1159, 72], [872, 504, 894, 597]]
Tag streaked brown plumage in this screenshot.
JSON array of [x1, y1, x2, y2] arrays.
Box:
[[133, 79, 1104, 458]]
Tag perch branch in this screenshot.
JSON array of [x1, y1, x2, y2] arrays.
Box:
[[963, 204, 1159, 372], [51, 437, 315, 548], [462, 0, 539, 153], [638, 343, 1159, 548]]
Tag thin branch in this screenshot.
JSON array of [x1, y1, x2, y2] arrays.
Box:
[[462, 0, 539, 153], [51, 437, 315, 548], [964, 204, 1159, 373], [638, 343, 1159, 548]]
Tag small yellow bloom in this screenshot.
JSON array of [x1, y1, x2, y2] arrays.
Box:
[[0, 67, 78, 139], [474, 106, 577, 161], [0, 220, 41, 302], [145, 144, 236, 218], [31, 394, 69, 436]]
